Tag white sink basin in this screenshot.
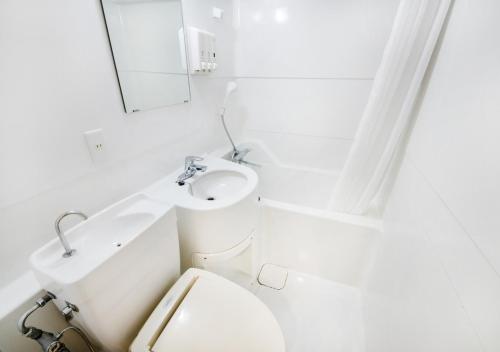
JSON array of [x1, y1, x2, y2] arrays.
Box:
[[31, 193, 175, 285], [145, 157, 258, 211], [143, 157, 260, 270], [190, 170, 247, 201]]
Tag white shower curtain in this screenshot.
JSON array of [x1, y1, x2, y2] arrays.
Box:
[[329, 0, 452, 214]]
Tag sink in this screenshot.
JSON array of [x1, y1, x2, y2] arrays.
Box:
[[31, 193, 176, 285], [190, 170, 247, 201], [143, 156, 260, 270], [144, 156, 258, 211]]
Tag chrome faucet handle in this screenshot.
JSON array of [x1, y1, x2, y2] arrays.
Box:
[[185, 156, 204, 169], [232, 148, 251, 163]]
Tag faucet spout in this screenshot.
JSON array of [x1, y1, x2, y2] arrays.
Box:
[[176, 156, 207, 185], [55, 211, 88, 258]]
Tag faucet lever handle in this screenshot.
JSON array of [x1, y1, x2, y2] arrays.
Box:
[[185, 156, 204, 169]]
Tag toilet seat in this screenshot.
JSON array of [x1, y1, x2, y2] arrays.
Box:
[[130, 268, 285, 352]]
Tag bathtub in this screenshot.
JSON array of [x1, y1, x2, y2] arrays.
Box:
[[215, 140, 339, 210], [213, 140, 382, 288]]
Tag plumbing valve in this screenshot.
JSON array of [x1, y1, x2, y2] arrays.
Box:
[[61, 301, 79, 321]]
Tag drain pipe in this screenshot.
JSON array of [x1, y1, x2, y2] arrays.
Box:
[[18, 292, 95, 352]]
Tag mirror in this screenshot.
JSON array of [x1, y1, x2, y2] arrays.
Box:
[[100, 0, 190, 113]]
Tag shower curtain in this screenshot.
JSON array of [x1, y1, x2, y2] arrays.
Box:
[[329, 0, 452, 214]]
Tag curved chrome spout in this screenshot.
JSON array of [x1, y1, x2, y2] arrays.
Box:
[[55, 211, 88, 258]]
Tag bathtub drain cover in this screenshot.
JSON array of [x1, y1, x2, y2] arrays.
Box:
[[258, 264, 288, 290]]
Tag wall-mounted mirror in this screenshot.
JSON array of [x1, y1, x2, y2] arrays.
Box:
[[100, 0, 190, 113]]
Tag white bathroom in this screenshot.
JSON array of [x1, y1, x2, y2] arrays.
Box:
[[1, 0, 499, 351]]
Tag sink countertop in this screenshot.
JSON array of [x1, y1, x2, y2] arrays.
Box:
[[143, 156, 258, 211], [30, 193, 175, 285], [29, 156, 257, 287]]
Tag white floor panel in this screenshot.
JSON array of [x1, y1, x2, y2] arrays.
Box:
[[256, 270, 365, 352]]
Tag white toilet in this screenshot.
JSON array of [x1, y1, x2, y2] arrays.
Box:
[[39, 203, 285, 352], [130, 268, 285, 352]]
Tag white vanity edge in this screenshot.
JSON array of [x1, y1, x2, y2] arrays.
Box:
[[0, 270, 42, 320]]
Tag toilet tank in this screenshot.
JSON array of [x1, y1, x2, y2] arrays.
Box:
[[44, 203, 180, 352]]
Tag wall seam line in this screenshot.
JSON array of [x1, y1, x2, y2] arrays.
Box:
[[245, 128, 355, 142], [407, 156, 500, 281], [420, 225, 488, 352]]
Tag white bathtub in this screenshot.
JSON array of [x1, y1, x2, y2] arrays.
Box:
[[214, 140, 382, 288], [216, 140, 339, 210]]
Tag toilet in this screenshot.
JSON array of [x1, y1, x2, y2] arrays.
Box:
[[40, 204, 285, 352], [130, 268, 285, 352]]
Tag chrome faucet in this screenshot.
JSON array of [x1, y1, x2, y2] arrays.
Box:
[[176, 156, 207, 185], [55, 211, 88, 258], [230, 148, 261, 167], [231, 148, 251, 164]]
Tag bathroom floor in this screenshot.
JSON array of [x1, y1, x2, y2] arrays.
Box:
[[256, 269, 364, 352]]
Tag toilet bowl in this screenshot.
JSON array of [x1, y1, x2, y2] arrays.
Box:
[[130, 268, 285, 352]]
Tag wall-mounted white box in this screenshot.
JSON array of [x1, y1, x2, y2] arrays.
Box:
[[187, 27, 217, 74]]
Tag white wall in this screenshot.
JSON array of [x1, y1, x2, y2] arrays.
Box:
[[231, 0, 400, 171], [0, 0, 236, 349], [366, 1, 500, 351], [0, 0, 235, 287]]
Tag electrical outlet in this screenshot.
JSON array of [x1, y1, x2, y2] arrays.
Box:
[[84, 129, 107, 164]]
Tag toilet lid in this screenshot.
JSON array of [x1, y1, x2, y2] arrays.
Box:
[[130, 269, 285, 352]]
